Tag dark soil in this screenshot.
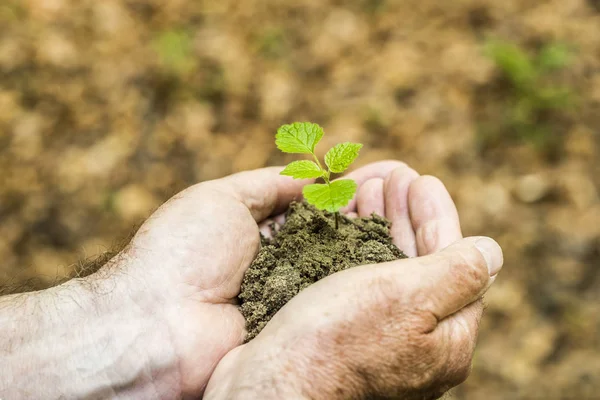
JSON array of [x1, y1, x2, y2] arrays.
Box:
[[239, 201, 407, 341]]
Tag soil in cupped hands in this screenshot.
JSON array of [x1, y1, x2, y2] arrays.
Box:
[[239, 201, 407, 341]]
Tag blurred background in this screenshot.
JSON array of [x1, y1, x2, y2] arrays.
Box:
[[0, 0, 599, 398]]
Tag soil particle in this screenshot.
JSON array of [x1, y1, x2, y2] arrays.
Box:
[[239, 201, 407, 341]]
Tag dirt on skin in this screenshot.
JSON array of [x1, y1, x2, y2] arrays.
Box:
[[239, 201, 407, 341]]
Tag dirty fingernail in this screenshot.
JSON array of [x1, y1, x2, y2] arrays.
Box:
[[474, 237, 503, 277]]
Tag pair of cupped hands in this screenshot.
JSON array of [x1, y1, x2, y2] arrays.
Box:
[[93, 160, 503, 399]]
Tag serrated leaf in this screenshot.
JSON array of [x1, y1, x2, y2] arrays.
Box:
[[324, 142, 363, 173], [280, 161, 324, 179], [275, 122, 324, 154], [303, 179, 358, 212]]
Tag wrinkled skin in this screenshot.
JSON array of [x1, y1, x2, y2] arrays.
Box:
[[0, 161, 502, 399], [120, 161, 502, 398]]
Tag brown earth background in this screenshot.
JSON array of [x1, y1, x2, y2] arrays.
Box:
[[1, 0, 599, 398]]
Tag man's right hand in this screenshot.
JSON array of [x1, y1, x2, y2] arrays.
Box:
[[205, 170, 504, 400]]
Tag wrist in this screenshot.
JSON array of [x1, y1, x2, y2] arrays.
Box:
[[66, 273, 183, 399], [0, 255, 182, 399]]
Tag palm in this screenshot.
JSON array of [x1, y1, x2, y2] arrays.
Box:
[[123, 160, 461, 397]]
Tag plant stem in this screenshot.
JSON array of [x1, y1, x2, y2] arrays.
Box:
[[312, 151, 338, 230], [311, 152, 330, 184]]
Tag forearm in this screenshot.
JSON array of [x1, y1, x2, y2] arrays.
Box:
[[0, 267, 180, 399]]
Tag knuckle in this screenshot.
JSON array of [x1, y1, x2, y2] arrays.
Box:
[[398, 310, 477, 393], [382, 160, 411, 172], [397, 327, 441, 389], [453, 359, 474, 385], [448, 246, 489, 290], [420, 175, 445, 186], [409, 175, 446, 196], [440, 353, 473, 390], [444, 331, 477, 387], [404, 358, 441, 392]]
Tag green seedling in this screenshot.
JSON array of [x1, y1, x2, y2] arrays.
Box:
[[276, 122, 362, 229]]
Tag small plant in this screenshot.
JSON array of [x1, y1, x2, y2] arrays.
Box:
[[276, 122, 362, 229], [481, 39, 576, 157]]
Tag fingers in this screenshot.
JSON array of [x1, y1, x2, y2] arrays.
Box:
[[258, 220, 275, 239], [342, 160, 409, 212], [439, 299, 484, 348], [408, 176, 462, 256], [259, 215, 285, 239], [202, 167, 308, 222], [433, 299, 484, 386], [337, 236, 499, 328], [384, 166, 420, 257], [230, 236, 501, 399], [357, 178, 385, 217], [416, 237, 503, 322]]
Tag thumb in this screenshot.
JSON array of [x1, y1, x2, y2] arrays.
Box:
[[124, 167, 308, 302], [200, 167, 309, 222], [416, 237, 503, 321]]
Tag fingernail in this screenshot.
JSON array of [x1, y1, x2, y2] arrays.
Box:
[[474, 237, 503, 276]]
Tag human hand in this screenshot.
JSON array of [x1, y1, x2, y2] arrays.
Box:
[[204, 163, 503, 399], [88, 161, 410, 398], [0, 161, 501, 400]]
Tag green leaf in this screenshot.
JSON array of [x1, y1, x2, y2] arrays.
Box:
[[280, 161, 324, 179], [324, 142, 363, 173], [275, 122, 324, 154], [303, 179, 358, 212]]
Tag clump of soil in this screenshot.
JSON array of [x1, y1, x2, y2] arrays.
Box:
[[239, 201, 407, 341]]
